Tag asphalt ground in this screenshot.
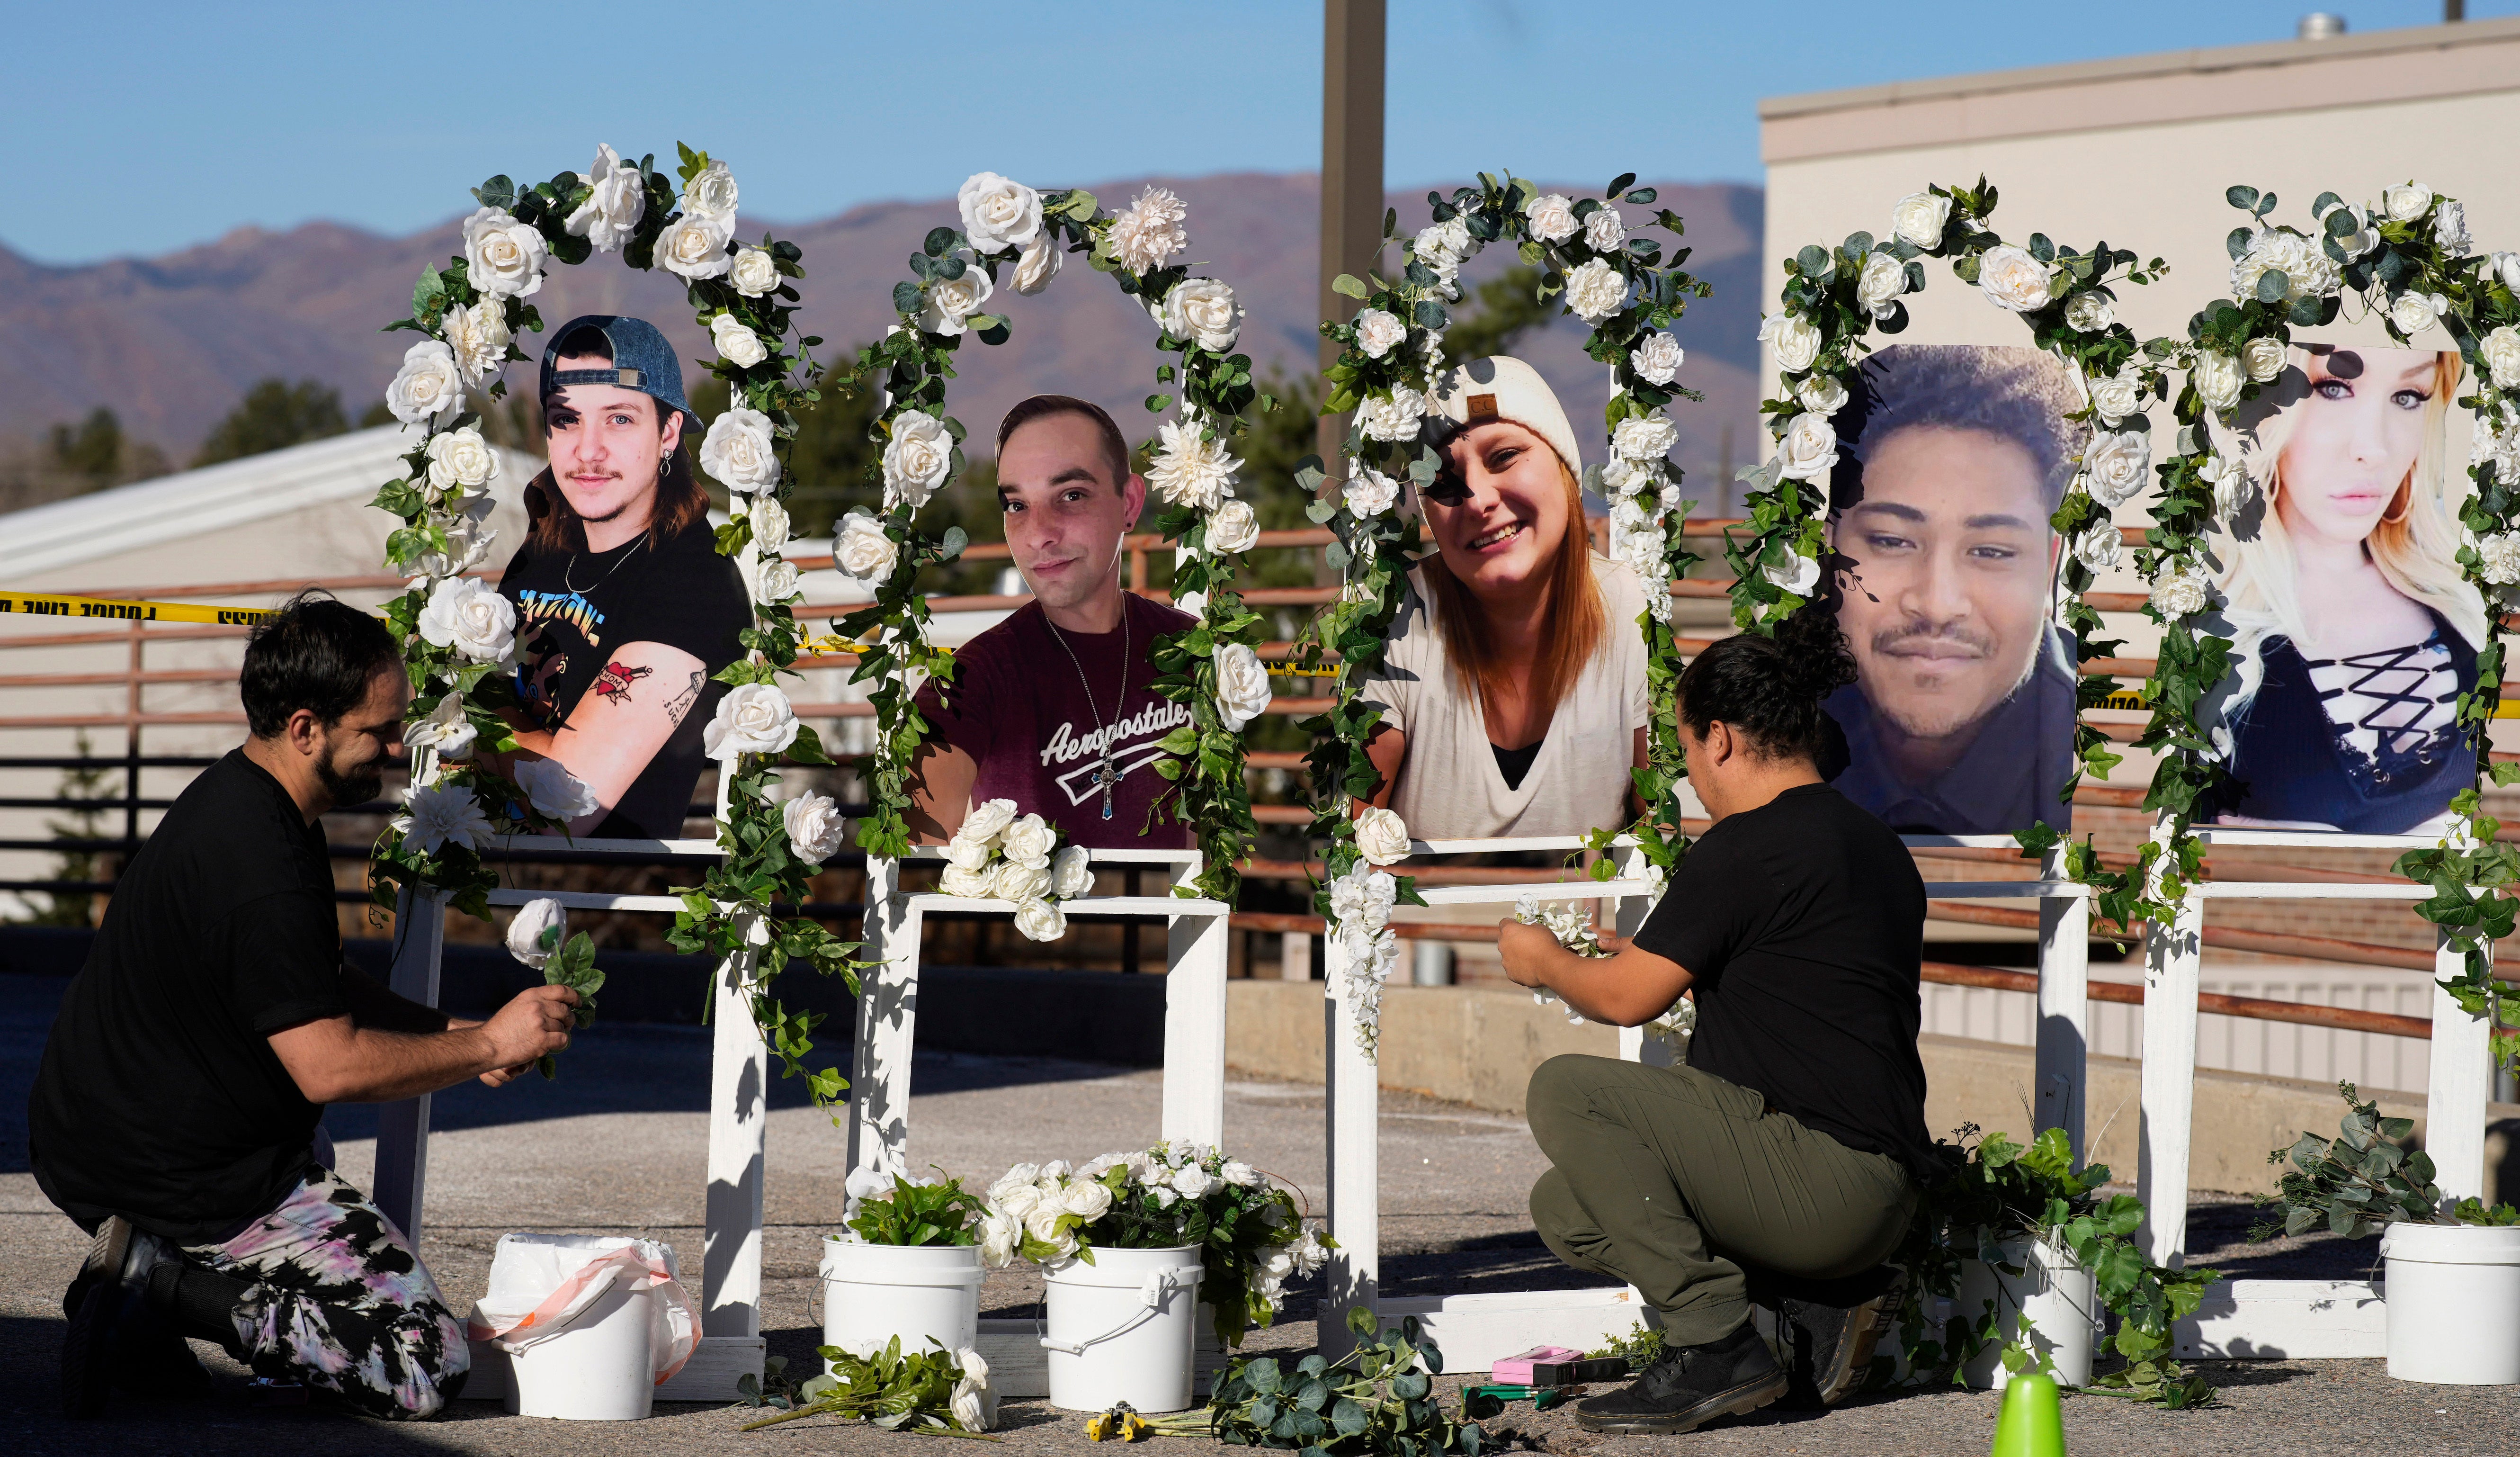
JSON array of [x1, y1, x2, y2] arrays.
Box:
[[1, 972, 2512, 1454]]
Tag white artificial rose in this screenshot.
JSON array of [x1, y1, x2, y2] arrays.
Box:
[[505, 898, 566, 969], [2199, 452, 2252, 524], [1775, 411, 1840, 483], [442, 301, 511, 386], [403, 694, 476, 763], [940, 863, 995, 899], [1172, 589, 1208, 619], [1796, 374, 1849, 417], [1022, 1203, 1068, 1244], [1344, 467, 1400, 517], [989, 1165, 1040, 1202], [1629, 331, 1684, 386], [1890, 190, 1952, 251], [1857, 251, 1906, 315], [1563, 258, 1629, 323], [414, 495, 498, 580], [1525, 193, 1577, 244], [385, 340, 465, 427], [703, 682, 802, 759], [957, 171, 1042, 253], [977, 1209, 1020, 1268], [1051, 844, 1094, 899], [657, 211, 734, 281], [2495, 252, 2520, 293], [962, 799, 1017, 844], [1159, 279, 1242, 351], [1353, 307, 1406, 360], [1358, 386, 1425, 443], [2382, 181, 2433, 224], [2083, 428, 2151, 507], [755, 558, 800, 605], [2196, 351, 2244, 412], [2088, 366, 2142, 426], [2390, 289, 2447, 338], [1208, 498, 1260, 554], [462, 207, 547, 299], [747, 497, 790, 552], [424, 426, 498, 498], [1001, 814, 1055, 869], [2229, 228, 2340, 308], [1976, 244, 2057, 312], [920, 262, 995, 337], [393, 781, 491, 856], [1110, 186, 1190, 273], [1613, 411, 1679, 462], [1012, 231, 1063, 295], [2483, 327, 2520, 392], [727, 245, 780, 298], [701, 407, 781, 493], [1061, 1179, 1114, 1220], [2074, 522, 2123, 574], [680, 159, 739, 220], [2063, 292, 2115, 333], [992, 860, 1052, 904], [1352, 806, 1411, 866], [1221, 1160, 1260, 1187], [517, 756, 600, 821], [2477, 531, 2520, 586], [417, 575, 516, 663], [783, 792, 847, 864], [833, 510, 898, 585], [711, 313, 769, 369], [2242, 336, 2288, 384], [949, 1361, 997, 1434], [1013, 898, 1068, 943], [1171, 1166, 1214, 1200], [1582, 204, 1625, 253], [1214, 642, 1274, 731], [1762, 549, 1822, 597], [2149, 564, 2212, 619], [882, 410, 955, 510], [944, 835, 994, 872], [1147, 416, 1238, 511], [565, 144, 645, 253], [1759, 311, 1822, 374]]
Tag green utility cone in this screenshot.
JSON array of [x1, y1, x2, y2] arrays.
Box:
[[1988, 1371, 2064, 1457]]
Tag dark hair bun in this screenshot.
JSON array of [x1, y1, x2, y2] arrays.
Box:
[[1676, 606, 1855, 764]]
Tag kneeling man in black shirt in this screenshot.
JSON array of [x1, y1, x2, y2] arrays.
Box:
[[1500, 615, 1931, 1435], [30, 595, 580, 1420]]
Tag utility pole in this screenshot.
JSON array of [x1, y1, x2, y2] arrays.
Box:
[[1317, 0, 1386, 477]]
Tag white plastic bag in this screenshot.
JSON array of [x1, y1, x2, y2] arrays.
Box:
[[466, 1233, 698, 1384]]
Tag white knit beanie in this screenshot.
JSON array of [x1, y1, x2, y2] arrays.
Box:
[[1425, 356, 1583, 478]]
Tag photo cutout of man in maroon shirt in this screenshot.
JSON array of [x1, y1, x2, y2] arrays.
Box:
[[907, 396, 1197, 850]]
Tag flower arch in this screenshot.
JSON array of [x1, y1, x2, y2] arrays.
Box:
[[837, 174, 1269, 907], [1302, 170, 1712, 1055], [365, 143, 864, 1107]]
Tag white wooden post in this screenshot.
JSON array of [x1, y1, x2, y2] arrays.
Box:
[[2424, 926, 2491, 1205], [2136, 889, 2203, 1267], [1162, 866, 1229, 1149], [1322, 936, 1378, 1356], [701, 914, 770, 1339], [847, 876, 920, 1181], [2033, 846, 2090, 1163], [372, 885, 446, 1242], [1280, 931, 1313, 981], [1610, 843, 1678, 1068]]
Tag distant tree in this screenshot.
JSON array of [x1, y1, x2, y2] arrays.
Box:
[[689, 358, 884, 544], [49, 408, 129, 491], [1440, 264, 1552, 364], [192, 378, 349, 467]]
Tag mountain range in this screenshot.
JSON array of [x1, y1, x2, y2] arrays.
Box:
[[0, 172, 1764, 505]]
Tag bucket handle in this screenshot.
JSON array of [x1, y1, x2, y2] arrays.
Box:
[[1038, 1265, 1203, 1356]]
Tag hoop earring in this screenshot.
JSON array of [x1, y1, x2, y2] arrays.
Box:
[[2380, 477, 2411, 524]]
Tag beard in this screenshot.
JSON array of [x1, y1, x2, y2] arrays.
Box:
[[318, 754, 386, 811]]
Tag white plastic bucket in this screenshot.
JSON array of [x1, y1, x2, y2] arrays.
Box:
[[1958, 1235, 2098, 1390], [821, 1238, 985, 1367], [468, 1234, 697, 1421], [1041, 1243, 1205, 1412], [2381, 1220, 2520, 1385]]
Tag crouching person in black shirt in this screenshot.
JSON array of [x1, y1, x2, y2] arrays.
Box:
[[29, 595, 580, 1420], [1499, 612, 1932, 1435]]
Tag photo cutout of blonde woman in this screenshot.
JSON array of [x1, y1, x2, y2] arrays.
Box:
[[2204, 344, 2482, 834]]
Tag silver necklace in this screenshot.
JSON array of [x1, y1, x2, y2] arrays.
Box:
[[1045, 603, 1130, 820], [563, 535, 648, 595]]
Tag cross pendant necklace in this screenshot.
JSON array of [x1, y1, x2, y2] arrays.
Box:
[[1047, 605, 1130, 820]]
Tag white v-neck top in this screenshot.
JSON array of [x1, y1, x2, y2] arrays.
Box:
[[1359, 555, 1652, 841]]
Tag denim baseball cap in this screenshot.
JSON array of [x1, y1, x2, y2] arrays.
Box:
[[540, 315, 694, 431]]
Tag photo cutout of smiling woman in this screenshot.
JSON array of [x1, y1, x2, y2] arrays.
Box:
[[1357, 357, 1651, 840], [1821, 345, 2085, 836], [2204, 345, 2482, 834]]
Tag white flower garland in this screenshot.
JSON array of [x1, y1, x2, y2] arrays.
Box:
[[1512, 893, 1694, 1049]]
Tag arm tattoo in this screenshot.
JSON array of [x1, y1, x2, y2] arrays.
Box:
[[665, 671, 703, 726], [593, 660, 652, 703]]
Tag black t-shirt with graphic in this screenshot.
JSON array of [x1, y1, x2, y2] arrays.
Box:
[[497, 516, 751, 839], [30, 751, 349, 1242]]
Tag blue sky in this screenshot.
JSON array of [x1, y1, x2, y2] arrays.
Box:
[[6, 0, 2508, 264]]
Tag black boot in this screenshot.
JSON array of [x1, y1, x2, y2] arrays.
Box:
[[61, 1217, 180, 1418], [1572, 1322, 1787, 1435], [1760, 1265, 1904, 1409]]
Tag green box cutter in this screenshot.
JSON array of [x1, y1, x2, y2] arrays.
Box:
[[1466, 1383, 1577, 1411]]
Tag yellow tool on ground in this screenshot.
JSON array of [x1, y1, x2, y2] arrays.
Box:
[[1, 589, 281, 628]]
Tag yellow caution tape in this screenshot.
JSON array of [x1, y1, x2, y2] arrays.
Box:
[[1, 589, 280, 627]]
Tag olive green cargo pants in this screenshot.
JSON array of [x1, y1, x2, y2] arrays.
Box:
[[1525, 1054, 1918, 1345]]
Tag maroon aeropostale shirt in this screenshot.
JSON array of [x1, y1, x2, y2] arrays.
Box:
[[914, 594, 1197, 849]]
